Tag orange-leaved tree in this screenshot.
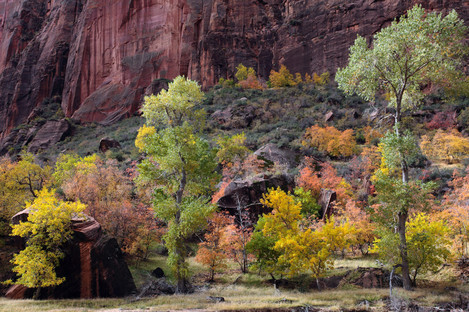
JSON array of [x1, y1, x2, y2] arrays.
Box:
[[303, 125, 358, 158], [297, 159, 353, 205], [195, 211, 233, 281], [442, 169, 469, 257]]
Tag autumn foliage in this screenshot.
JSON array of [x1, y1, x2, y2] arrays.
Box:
[[297, 159, 352, 205], [57, 154, 161, 258], [303, 125, 358, 157], [235, 64, 263, 90], [195, 212, 233, 281], [259, 188, 355, 287], [420, 129, 469, 163]]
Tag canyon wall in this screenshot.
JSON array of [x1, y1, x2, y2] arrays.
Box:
[[0, 0, 468, 139]]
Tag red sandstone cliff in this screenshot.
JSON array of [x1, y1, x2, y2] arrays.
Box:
[[0, 0, 467, 141]]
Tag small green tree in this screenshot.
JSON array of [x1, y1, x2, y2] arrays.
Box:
[[135, 76, 218, 293], [336, 4, 467, 289], [8, 188, 85, 299]]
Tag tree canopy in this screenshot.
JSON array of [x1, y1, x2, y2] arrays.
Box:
[[336, 5, 467, 123]]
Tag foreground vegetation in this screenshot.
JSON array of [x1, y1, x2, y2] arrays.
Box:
[[0, 253, 467, 312]]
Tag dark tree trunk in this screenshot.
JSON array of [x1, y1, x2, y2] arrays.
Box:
[[398, 211, 412, 290]]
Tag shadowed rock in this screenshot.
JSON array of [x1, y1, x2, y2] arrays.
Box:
[[99, 137, 121, 153], [6, 209, 136, 299]]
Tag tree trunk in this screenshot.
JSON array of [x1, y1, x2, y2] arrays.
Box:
[[395, 98, 412, 290], [33, 287, 41, 300], [174, 166, 188, 294], [398, 211, 412, 290]]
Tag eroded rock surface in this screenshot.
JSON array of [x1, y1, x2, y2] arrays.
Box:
[[0, 0, 467, 142]]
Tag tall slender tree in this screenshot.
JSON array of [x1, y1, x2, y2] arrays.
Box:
[[336, 5, 467, 289], [135, 76, 218, 293]]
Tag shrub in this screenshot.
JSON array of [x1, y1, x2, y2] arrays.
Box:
[[269, 65, 296, 88]]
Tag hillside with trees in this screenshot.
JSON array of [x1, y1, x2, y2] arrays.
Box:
[[0, 5, 468, 312]]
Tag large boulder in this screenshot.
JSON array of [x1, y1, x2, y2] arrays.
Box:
[[254, 144, 296, 170], [99, 137, 121, 153], [340, 267, 403, 289], [215, 174, 293, 217], [6, 209, 136, 299]]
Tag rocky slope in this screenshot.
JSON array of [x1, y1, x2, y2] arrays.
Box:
[[0, 0, 467, 142]]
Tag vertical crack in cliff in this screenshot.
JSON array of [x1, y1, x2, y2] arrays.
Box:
[[79, 241, 93, 298]]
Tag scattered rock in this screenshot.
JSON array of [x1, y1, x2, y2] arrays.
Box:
[[207, 296, 225, 303], [210, 105, 255, 130], [99, 137, 121, 153], [151, 267, 165, 278], [275, 298, 293, 304], [324, 111, 334, 122], [138, 278, 175, 297], [254, 144, 296, 169]]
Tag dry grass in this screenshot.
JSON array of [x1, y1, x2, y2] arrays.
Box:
[[1, 256, 464, 312], [1, 283, 465, 312]]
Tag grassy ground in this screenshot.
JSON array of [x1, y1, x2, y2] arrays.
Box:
[[0, 285, 465, 312], [1, 252, 465, 312]]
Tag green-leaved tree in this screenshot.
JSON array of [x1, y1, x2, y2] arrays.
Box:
[[336, 5, 467, 290], [135, 76, 218, 293]]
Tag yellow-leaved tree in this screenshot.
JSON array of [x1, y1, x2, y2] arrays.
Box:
[[370, 213, 451, 286], [260, 187, 355, 289], [420, 129, 469, 164], [0, 154, 52, 235], [7, 188, 85, 299]]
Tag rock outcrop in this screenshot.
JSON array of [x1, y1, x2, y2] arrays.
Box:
[[27, 119, 71, 153], [5, 209, 136, 299], [216, 174, 293, 218], [0, 0, 467, 142]]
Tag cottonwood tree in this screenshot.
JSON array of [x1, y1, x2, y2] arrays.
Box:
[[8, 189, 85, 299], [336, 4, 467, 289], [135, 76, 218, 293], [259, 188, 355, 289]]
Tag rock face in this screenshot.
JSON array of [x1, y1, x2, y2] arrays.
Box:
[[0, 0, 468, 141], [27, 119, 71, 153], [6, 209, 136, 299]]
